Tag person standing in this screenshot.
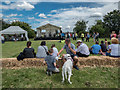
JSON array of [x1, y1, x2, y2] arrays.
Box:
[[72, 33, 75, 40], [105, 39, 108, 47], [118, 32, 120, 43], [86, 33, 90, 42], [93, 32, 96, 42], [21, 34, 24, 41], [81, 32, 84, 42], [1, 34, 5, 44], [95, 32, 99, 41]]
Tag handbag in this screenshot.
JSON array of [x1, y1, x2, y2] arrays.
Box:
[[17, 52, 25, 61], [42, 46, 49, 55]]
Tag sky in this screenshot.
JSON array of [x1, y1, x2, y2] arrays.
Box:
[[0, 0, 119, 32]]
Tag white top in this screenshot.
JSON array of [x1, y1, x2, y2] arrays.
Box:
[[36, 46, 48, 58], [21, 34, 23, 38], [52, 47, 58, 57], [107, 45, 111, 51], [1, 36, 5, 41], [110, 44, 120, 56], [75, 43, 90, 55]]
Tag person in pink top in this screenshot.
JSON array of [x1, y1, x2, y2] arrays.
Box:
[[113, 33, 117, 38]]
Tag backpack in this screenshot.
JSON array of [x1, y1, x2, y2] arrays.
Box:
[[17, 52, 25, 61]]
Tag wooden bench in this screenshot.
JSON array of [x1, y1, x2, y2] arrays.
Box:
[[0, 56, 119, 69]]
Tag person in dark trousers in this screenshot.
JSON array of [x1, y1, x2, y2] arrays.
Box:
[[95, 32, 99, 41], [57, 38, 79, 70], [100, 41, 107, 53], [81, 33, 84, 42], [23, 41, 35, 58], [86, 33, 90, 42]]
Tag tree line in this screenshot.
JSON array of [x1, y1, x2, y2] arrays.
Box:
[[73, 10, 120, 38]]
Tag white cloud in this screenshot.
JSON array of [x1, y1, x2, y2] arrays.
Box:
[[5, 14, 23, 17], [35, 12, 39, 15], [35, 2, 118, 32], [4, 0, 11, 4], [90, 12, 103, 17], [28, 17, 35, 19], [38, 13, 47, 18], [17, 1, 34, 10], [1, 1, 34, 10], [47, 14, 53, 17], [6, 14, 18, 17], [2, 0, 119, 2], [19, 14, 23, 16], [51, 10, 57, 13], [0, 14, 3, 17]]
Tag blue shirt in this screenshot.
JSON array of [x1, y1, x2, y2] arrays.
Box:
[[91, 44, 101, 54], [87, 34, 90, 38], [63, 43, 75, 55]]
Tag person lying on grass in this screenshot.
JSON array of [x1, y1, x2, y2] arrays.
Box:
[[89, 41, 105, 55], [44, 48, 59, 76]]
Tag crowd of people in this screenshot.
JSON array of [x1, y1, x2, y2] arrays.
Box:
[[19, 36, 119, 75], [0, 34, 26, 43]]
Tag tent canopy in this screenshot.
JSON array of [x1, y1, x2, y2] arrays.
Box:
[[0, 26, 29, 41]]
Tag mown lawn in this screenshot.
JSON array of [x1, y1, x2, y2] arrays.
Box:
[[2, 38, 119, 88], [2, 38, 111, 58], [2, 67, 118, 88]]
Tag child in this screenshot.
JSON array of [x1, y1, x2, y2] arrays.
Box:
[[51, 44, 59, 60], [44, 48, 59, 76], [107, 42, 111, 51]]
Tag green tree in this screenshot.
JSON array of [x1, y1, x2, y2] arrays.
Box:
[[10, 21, 35, 38], [89, 20, 105, 37], [73, 20, 88, 36], [0, 19, 10, 31], [103, 10, 120, 35]]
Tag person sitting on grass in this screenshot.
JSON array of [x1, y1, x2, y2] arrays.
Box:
[[57, 38, 79, 70], [107, 42, 111, 51], [69, 40, 90, 57], [23, 41, 35, 58], [44, 48, 60, 76], [100, 41, 107, 53], [89, 41, 105, 55], [106, 38, 120, 57]]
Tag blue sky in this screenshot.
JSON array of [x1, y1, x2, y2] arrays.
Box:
[[0, 0, 119, 32]]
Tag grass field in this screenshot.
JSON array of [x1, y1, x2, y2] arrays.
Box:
[[2, 38, 111, 58], [2, 67, 119, 88], [2, 38, 119, 88]]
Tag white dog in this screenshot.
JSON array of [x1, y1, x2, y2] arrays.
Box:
[[62, 54, 73, 84]]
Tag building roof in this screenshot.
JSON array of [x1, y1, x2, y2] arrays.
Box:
[[37, 23, 61, 30]]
